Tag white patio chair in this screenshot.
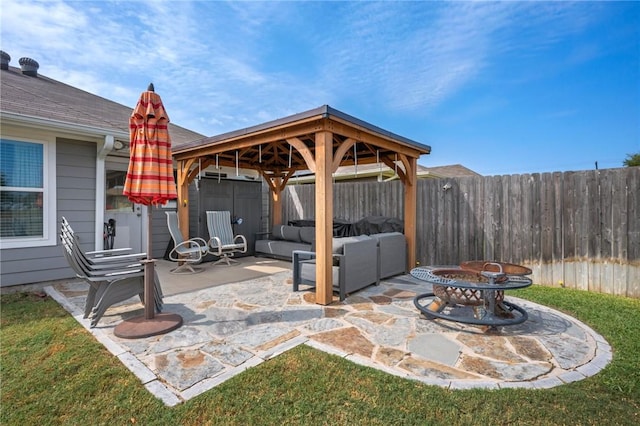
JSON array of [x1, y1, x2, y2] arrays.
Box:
[[206, 210, 247, 266], [165, 211, 210, 274]]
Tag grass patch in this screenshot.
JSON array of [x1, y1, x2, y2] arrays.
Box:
[[1, 286, 639, 425]]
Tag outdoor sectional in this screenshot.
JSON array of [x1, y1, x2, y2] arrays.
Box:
[[254, 225, 316, 260], [290, 231, 407, 300]]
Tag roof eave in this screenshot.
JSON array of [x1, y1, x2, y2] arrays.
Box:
[[173, 105, 431, 156], [1, 111, 128, 140]]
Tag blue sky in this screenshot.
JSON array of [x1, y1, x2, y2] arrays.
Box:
[[2, 0, 638, 176]]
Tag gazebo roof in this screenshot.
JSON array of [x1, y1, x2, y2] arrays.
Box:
[[172, 105, 431, 177]]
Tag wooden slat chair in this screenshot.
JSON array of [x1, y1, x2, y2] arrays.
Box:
[[206, 210, 247, 266], [60, 217, 163, 327]]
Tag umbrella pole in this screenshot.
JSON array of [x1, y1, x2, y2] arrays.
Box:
[[114, 205, 183, 339], [144, 206, 155, 320]]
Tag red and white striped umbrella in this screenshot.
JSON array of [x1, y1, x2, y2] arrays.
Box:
[[123, 88, 177, 205], [115, 86, 182, 338]]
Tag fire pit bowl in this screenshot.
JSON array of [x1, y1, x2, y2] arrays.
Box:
[[426, 268, 503, 306], [411, 264, 533, 328], [460, 260, 532, 277]]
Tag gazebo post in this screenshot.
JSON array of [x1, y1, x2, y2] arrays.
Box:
[[403, 156, 418, 270], [315, 130, 333, 305], [271, 177, 283, 228], [176, 159, 191, 239]]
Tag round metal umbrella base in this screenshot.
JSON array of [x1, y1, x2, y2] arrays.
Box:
[[114, 313, 183, 339]]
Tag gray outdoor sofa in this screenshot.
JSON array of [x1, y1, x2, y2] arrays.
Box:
[[292, 232, 407, 300], [369, 232, 407, 279], [254, 225, 315, 260]]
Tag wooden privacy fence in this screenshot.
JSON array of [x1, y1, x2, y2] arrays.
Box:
[[282, 167, 640, 298]]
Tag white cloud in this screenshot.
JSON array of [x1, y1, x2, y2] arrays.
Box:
[[0, 0, 620, 137]]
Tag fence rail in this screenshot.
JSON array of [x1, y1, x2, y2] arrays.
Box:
[[282, 167, 640, 298]]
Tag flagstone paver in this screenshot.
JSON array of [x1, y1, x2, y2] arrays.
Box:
[[46, 268, 612, 406]]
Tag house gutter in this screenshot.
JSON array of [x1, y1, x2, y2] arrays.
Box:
[[0, 112, 129, 140], [1, 112, 128, 250], [95, 135, 116, 250]]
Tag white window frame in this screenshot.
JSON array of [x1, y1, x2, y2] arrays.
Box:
[[0, 136, 57, 249]]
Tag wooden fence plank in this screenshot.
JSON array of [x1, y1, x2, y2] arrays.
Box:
[[281, 167, 639, 297], [600, 169, 614, 260], [626, 167, 640, 261], [530, 173, 542, 268], [457, 178, 472, 262], [552, 172, 564, 286]]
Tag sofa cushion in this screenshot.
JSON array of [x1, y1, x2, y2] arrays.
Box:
[[282, 225, 301, 242], [369, 232, 407, 278], [255, 239, 311, 259], [332, 235, 371, 254], [300, 259, 339, 287], [299, 226, 315, 244], [271, 225, 285, 240], [369, 232, 404, 242]]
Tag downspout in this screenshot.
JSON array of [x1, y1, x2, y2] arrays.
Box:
[[95, 135, 115, 250]]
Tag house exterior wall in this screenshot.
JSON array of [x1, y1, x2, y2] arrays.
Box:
[[152, 204, 173, 259], [1, 137, 97, 287]]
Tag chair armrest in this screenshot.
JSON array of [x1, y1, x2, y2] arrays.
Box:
[[234, 234, 248, 252], [88, 252, 148, 263], [86, 247, 135, 256], [293, 250, 316, 262], [83, 266, 145, 278], [84, 259, 144, 270], [208, 236, 222, 254], [292, 250, 317, 291], [169, 239, 206, 262], [79, 269, 145, 281]]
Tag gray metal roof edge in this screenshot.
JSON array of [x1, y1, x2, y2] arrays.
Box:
[[0, 111, 129, 140], [174, 104, 431, 154], [323, 105, 431, 153]]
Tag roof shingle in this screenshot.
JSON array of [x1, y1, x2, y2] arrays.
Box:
[[0, 66, 204, 146]]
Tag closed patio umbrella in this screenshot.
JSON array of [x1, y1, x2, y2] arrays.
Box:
[[114, 83, 182, 338]]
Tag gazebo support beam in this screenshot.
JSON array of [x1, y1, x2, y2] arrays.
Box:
[[176, 158, 196, 239], [401, 155, 417, 270], [315, 130, 334, 305], [259, 170, 296, 229], [271, 177, 283, 227]]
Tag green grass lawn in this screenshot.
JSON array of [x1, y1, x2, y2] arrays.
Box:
[[1, 286, 639, 425]]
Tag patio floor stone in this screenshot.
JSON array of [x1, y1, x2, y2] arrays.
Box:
[[45, 259, 612, 406]]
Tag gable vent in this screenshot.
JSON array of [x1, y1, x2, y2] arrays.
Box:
[[19, 57, 39, 77], [0, 51, 9, 70]]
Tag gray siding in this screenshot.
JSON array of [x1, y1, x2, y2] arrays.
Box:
[[0, 138, 96, 287], [151, 206, 173, 259]]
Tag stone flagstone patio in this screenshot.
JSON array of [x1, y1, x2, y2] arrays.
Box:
[[46, 266, 612, 406]]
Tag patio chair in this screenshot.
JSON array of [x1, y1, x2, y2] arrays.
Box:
[[60, 217, 163, 327], [206, 210, 247, 266], [60, 218, 146, 274], [60, 218, 162, 316], [165, 211, 211, 273], [292, 235, 379, 301]]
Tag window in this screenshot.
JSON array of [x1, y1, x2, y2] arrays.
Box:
[[106, 170, 133, 212], [0, 137, 56, 248]]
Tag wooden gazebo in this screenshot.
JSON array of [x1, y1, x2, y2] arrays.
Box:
[[172, 105, 431, 305]]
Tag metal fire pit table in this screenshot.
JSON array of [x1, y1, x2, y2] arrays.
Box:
[[411, 264, 532, 329]]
